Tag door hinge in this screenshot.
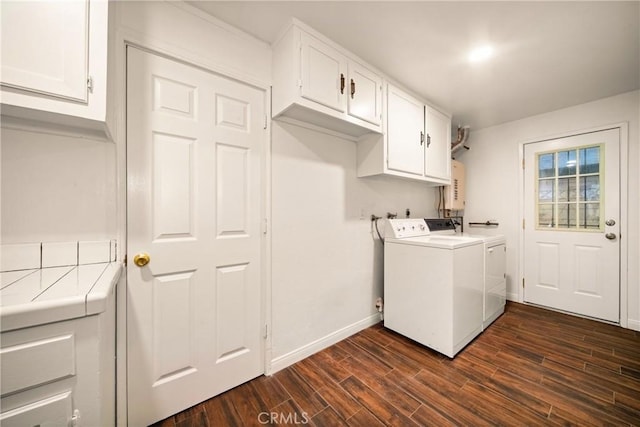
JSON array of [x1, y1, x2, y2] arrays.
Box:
[[264, 115, 268, 130], [87, 76, 93, 93], [71, 409, 81, 426], [124, 254, 127, 267], [522, 219, 525, 229], [522, 278, 525, 288], [263, 324, 268, 339], [522, 158, 525, 169]]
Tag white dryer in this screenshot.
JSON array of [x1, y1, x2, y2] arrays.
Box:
[[425, 218, 506, 330], [384, 219, 484, 358]]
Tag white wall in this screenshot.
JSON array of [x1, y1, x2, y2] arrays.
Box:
[[116, 1, 271, 87], [112, 1, 440, 374], [0, 126, 117, 243], [271, 121, 438, 367], [457, 90, 640, 330]]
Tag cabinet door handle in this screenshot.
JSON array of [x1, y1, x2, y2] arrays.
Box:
[[420, 131, 425, 145], [350, 79, 355, 98], [340, 74, 345, 94], [426, 133, 432, 148]]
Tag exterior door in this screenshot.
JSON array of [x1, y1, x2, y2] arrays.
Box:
[[387, 84, 424, 176], [523, 128, 620, 322], [126, 47, 265, 426]]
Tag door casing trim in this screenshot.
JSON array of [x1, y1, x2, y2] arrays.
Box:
[[114, 19, 272, 425]]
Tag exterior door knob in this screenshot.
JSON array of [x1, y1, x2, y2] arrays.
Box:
[[605, 219, 616, 226], [133, 253, 150, 267], [605, 233, 617, 240]]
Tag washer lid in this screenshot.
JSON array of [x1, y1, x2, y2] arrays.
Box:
[[386, 235, 483, 249]]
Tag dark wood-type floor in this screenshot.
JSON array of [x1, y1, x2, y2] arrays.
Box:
[[153, 302, 640, 426]]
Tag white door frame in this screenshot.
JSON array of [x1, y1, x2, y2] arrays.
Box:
[[518, 122, 629, 327], [113, 22, 272, 426]]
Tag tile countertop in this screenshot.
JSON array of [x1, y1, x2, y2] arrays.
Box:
[[0, 262, 122, 332]]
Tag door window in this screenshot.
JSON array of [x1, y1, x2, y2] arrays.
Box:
[[536, 145, 602, 230]]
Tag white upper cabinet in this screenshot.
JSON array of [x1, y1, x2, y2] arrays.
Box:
[[425, 105, 452, 181], [300, 32, 347, 113], [0, 0, 112, 140], [273, 20, 382, 137], [358, 84, 452, 185], [387, 85, 424, 176], [1, 1, 89, 102], [347, 61, 383, 126]]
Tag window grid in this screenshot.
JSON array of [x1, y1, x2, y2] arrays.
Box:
[[536, 145, 602, 231]]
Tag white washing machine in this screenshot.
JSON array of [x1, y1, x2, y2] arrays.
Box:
[[425, 218, 507, 330], [384, 218, 484, 358]]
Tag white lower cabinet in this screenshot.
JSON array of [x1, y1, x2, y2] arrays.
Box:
[[1, 391, 74, 427], [0, 293, 115, 426], [358, 83, 452, 185]]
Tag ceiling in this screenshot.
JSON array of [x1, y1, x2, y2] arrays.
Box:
[[187, 1, 640, 130]]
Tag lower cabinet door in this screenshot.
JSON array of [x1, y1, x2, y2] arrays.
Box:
[[0, 391, 73, 427]]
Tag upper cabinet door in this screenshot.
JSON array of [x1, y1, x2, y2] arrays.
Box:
[[387, 85, 425, 176], [300, 32, 347, 113], [1, 0, 89, 102], [424, 106, 452, 181], [347, 62, 382, 126]]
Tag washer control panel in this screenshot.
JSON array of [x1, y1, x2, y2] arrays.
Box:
[[387, 219, 430, 239]]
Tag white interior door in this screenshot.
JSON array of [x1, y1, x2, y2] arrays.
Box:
[[126, 47, 265, 426], [523, 128, 620, 322]]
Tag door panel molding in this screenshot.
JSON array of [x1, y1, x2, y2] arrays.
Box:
[[126, 46, 267, 426]]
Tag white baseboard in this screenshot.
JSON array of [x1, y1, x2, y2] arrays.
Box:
[[628, 319, 640, 332], [506, 292, 519, 302], [268, 313, 381, 375]]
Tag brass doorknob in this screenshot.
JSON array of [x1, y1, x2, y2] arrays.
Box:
[[133, 253, 150, 267]]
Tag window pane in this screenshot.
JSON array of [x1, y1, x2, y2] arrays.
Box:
[[579, 176, 600, 201], [579, 146, 600, 174], [538, 179, 555, 202], [557, 177, 576, 202], [558, 150, 577, 176], [538, 204, 554, 228], [538, 153, 555, 178], [580, 203, 600, 229], [557, 204, 576, 228]]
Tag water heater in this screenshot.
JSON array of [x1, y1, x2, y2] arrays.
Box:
[[445, 160, 465, 211]]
